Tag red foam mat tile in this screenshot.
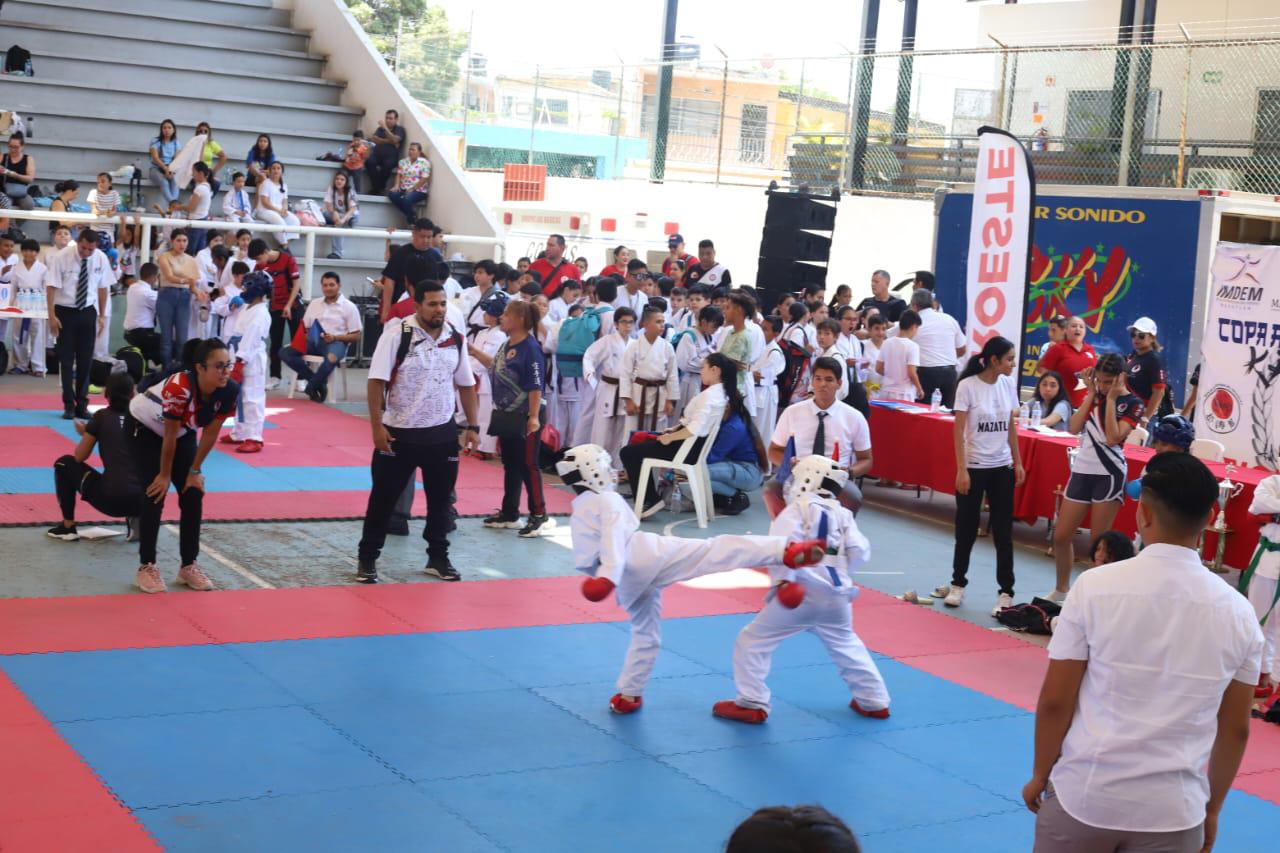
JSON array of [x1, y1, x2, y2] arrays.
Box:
[[904, 645, 1048, 712], [0, 393, 72, 410], [352, 577, 600, 632], [0, 595, 214, 654], [0, 427, 98, 467], [1238, 719, 1280, 777], [168, 586, 417, 644], [0, 812, 161, 853], [853, 598, 1029, 658], [1234, 768, 1280, 804]]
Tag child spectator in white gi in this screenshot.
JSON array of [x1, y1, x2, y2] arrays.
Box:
[[751, 315, 785, 443], [621, 305, 679, 434], [225, 272, 272, 453], [464, 297, 508, 457], [583, 307, 636, 470], [210, 261, 247, 343], [672, 304, 722, 418], [221, 171, 255, 224], [9, 238, 46, 375], [714, 454, 891, 723], [558, 443, 826, 714], [1244, 474, 1280, 699]]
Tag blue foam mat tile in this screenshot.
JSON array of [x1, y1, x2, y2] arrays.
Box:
[[435, 621, 710, 689], [863, 808, 1030, 852], [663, 736, 1014, 836], [313, 688, 640, 782], [140, 783, 502, 853], [1216, 788, 1280, 849], [0, 467, 55, 494], [0, 410, 83, 432], [230, 634, 517, 704], [266, 465, 374, 492], [0, 645, 295, 722], [766, 658, 1026, 735], [535, 673, 846, 757], [870, 713, 1035, 799], [57, 705, 400, 808], [651, 612, 887, 673], [445, 758, 749, 851]]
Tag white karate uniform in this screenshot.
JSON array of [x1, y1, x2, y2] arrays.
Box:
[[469, 325, 507, 454], [570, 488, 794, 697], [619, 334, 678, 434], [751, 339, 784, 446], [9, 258, 46, 373], [731, 493, 889, 714], [543, 321, 585, 449], [91, 260, 120, 360], [673, 328, 714, 418], [1248, 475, 1280, 676], [210, 283, 243, 341], [0, 252, 16, 358], [671, 306, 694, 333], [584, 332, 630, 468], [230, 301, 271, 442]]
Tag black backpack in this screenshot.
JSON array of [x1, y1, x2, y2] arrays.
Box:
[[4, 45, 31, 74], [776, 334, 811, 408], [994, 597, 1063, 635]]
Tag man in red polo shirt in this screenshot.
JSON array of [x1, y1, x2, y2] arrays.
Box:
[[532, 234, 581, 297], [661, 233, 695, 277], [248, 237, 300, 389]]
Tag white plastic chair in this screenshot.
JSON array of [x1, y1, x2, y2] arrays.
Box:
[[1190, 438, 1226, 461], [633, 415, 723, 528], [1125, 425, 1149, 446], [286, 330, 360, 403]]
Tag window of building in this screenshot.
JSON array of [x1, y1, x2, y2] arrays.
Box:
[[641, 96, 721, 137]]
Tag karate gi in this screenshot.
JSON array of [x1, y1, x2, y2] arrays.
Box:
[[751, 339, 784, 446], [731, 493, 889, 714], [229, 301, 270, 442], [571, 488, 797, 697], [469, 325, 507, 454], [583, 332, 629, 468], [8, 257, 46, 374], [1246, 475, 1280, 676], [673, 328, 714, 419], [544, 321, 585, 449], [619, 334, 678, 435]]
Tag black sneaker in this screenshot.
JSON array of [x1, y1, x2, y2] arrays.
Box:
[[724, 490, 751, 516], [387, 518, 410, 536], [355, 559, 378, 584], [424, 559, 461, 582], [482, 512, 522, 529], [125, 516, 139, 542], [46, 523, 79, 541], [61, 408, 74, 420], [518, 515, 556, 538], [74, 408, 90, 421]]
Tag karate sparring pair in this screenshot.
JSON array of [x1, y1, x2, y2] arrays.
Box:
[[557, 444, 889, 720]]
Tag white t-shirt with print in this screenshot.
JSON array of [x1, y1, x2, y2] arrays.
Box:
[[953, 373, 1019, 468], [368, 316, 475, 429]]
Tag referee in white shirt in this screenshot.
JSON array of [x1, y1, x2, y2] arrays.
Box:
[[356, 281, 481, 585], [1024, 452, 1262, 853], [909, 288, 966, 408], [45, 231, 113, 420]]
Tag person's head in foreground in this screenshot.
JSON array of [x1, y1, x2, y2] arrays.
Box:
[[1136, 452, 1220, 547], [725, 804, 861, 853], [1089, 529, 1136, 567]]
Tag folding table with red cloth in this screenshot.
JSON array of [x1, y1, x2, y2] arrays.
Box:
[[866, 401, 1270, 569]]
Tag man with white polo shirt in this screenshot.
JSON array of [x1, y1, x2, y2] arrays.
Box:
[[763, 356, 873, 517], [1024, 452, 1261, 853], [279, 271, 362, 403], [909, 288, 966, 408]]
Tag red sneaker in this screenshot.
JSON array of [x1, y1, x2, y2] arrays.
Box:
[[850, 698, 890, 719], [712, 700, 767, 724], [582, 576, 616, 602], [783, 539, 826, 568], [235, 439, 264, 454], [219, 434, 244, 445], [609, 693, 642, 714]]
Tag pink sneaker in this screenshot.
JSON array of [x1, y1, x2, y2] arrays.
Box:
[[135, 564, 167, 594], [177, 563, 214, 591]]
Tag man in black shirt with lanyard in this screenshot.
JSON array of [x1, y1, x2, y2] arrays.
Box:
[[854, 269, 907, 324], [379, 218, 447, 323]]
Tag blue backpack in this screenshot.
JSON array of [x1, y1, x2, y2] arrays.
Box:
[[556, 305, 613, 378]]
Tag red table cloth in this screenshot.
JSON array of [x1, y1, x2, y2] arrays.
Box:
[[866, 402, 1270, 569]]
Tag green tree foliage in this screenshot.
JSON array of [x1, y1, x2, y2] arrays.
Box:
[[345, 0, 467, 113]]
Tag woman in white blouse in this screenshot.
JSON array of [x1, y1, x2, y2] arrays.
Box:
[[254, 161, 300, 245]]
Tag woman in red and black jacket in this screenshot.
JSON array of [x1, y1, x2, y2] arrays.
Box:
[[1125, 316, 1169, 422]]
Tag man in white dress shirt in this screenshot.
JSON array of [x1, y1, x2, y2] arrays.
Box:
[[45, 231, 114, 419], [1024, 453, 1262, 853], [909, 287, 966, 408], [279, 272, 362, 403]]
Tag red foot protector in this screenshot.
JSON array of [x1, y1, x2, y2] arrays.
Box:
[[712, 700, 767, 724], [850, 698, 890, 719], [609, 693, 643, 714]]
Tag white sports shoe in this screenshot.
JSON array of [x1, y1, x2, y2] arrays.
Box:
[[932, 584, 952, 599], [943, 585, 965, 607], [991, 592, 1014, 617], [265, 377, 281, 390], [1041, 588, 1068, 604]]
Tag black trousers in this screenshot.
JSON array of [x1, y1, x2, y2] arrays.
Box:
[[499, 429, 545, 517], [55, 305, 97, 413], [358, 435, 459, 563], [620, 436, 706, 509], [918, 365, 958, 409], [124, 327, 164, 366], [53, 455, 140, 522], [952, 465, 1015, 595], [129, 419, 202, 566], [365, 153, 398, 195], [268, 308, 296, 379]]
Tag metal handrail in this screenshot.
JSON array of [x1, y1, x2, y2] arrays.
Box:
[[0, 208, 503, 299]]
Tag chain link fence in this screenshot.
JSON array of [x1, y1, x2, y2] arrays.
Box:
[[394, 31, 1280, 197]]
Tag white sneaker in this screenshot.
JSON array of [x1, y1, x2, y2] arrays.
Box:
[[296, 379, 308, 392], [265, 377, 281, 390], [932, 584, 952, 599], [1041, 588, 1067, 604], [991, 592, 1014, 616], [943, 585, 965, 607]]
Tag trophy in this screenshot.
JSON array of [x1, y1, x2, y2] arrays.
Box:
[[1204, 467, 1245, 573], [1045, 442, 1081, 556]]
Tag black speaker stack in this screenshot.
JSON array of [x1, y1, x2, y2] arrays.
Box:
[[755, 184, 839, 310]]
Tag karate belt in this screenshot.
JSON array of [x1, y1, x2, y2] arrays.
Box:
[[600, 374, 621, 415], [635, 377, 666, 432], [1238, 537, 1280, 626]]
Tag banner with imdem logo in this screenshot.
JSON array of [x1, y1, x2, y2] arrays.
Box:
[[1197, 243, 1280, 469]]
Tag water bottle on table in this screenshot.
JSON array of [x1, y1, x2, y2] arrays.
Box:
[[930, 388, 942, 413], [1030, 400, 1042, 429], [1018, 401, 1029, 428]]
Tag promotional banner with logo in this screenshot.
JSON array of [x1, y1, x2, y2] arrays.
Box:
[[936, 193, 1202, 396], [964, 127, 1036, 358], [1196, 243, 1280, 469]]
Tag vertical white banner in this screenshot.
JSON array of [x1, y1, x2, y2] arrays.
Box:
[[965, 127, 1035, 357], [1197, 242, 1280, 469]]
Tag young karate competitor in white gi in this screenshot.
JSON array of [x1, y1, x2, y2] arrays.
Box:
[[620, 305, 679, 435], [225, 271, 272, 452], [713, 454, 891, 724], [556, 443, 825, 714]]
